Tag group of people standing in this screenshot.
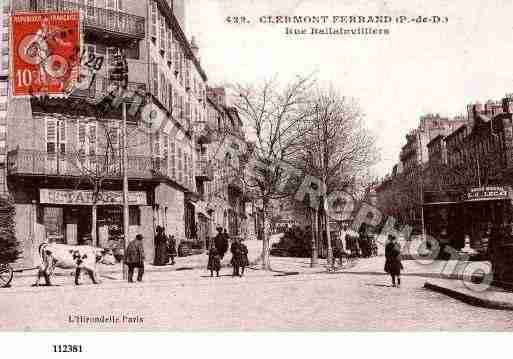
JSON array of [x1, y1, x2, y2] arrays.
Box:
[[207, 227, 249, 277]]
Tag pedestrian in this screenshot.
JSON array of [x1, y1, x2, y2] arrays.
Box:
[[33, 249, 57, 286], [214, 227, 229, 259], [239, 239, 249, 277], [168, 234, 177, 265], [230, 238, 243, 277], [153, 225, 169, 266], [207, 246, 221, 277], [125, 234, 145, 283], [384, 234, 403, 287]]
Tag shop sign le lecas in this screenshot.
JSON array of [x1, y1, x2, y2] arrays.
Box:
[[465, 186, 511, 202], [40, 189, 147, 206]]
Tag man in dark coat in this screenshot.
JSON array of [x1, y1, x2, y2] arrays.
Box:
[[384, 234, 403, 287], [230, 238, 243, 277], [125, 234, 145, 283], [214, 227, 229, 259]]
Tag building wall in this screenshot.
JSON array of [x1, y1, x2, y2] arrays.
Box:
[[154, 182, 185, 238]]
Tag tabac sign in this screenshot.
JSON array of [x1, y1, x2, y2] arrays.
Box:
[[465, 186, 511, 202], [40, 189, 147, 206]]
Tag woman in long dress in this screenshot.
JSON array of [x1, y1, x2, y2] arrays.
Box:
[[384, 234, 403, 287], [153, 225, 169, 266]]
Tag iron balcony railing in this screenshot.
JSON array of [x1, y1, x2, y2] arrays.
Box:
[[71, 74, 146, 102], [7, 149, 166, 179], [12, 0, 145, 39], [195, 157, 213, 181]]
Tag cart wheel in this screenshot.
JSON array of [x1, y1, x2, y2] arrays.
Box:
[[0, 263, 14, 288]]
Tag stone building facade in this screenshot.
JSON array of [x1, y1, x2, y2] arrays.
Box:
[[3, 0, 212, 267]]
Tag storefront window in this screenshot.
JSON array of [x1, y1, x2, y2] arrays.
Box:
[[43, 207, 64, 243]]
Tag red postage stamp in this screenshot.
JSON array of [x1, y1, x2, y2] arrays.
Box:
[[10, 11, 80, 97]]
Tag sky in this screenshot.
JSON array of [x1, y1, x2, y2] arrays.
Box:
[[185, 0, 513, 178]]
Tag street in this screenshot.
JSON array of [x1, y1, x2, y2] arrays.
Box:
[[1, 259, 513, 330]]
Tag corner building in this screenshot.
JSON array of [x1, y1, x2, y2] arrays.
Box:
[[5, 0, 208, 267]]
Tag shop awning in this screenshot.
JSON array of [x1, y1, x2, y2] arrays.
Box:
[[423, 201, 459, 206]]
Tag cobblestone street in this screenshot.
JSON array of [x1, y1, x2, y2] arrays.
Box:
[[2, 257, 513, 330]]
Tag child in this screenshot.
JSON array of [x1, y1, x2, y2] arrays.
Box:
[[239, 240, 249, 277], [33, 249, 57, 286], [207, 246, 221, 277]]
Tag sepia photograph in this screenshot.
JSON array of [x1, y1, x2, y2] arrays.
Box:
[[0, 0, 513, 343]]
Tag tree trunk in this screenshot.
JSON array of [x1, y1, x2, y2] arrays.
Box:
[[91, 203, 97, 246], [324, 196, 333, 268], [311, 208, 318, 267], [261, 200, 271, 270], [91, 184, 98, 246]]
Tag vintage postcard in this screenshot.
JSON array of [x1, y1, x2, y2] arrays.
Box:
[[0, 0, 512, 343]]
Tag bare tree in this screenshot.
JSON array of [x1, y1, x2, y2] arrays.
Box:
[[229, 74, 315, 270], [291, 87, 377, 266], [66, 119, 121, 246]]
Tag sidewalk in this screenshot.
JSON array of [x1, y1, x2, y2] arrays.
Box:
[[424, 280, 513, 311]]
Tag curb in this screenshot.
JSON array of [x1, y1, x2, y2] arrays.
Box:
[[424, 281, 513, 311]]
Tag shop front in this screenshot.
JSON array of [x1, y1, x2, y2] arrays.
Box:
[[424, 186, 513, 253], [462, 186, 512, 252], [38, 188, 148, 247]]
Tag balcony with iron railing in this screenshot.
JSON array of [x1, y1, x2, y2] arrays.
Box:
[[195, 157, 213, 181], [12, 0, 145, 39], [71, 74, 146, 101], [7, 149, 167, 179]]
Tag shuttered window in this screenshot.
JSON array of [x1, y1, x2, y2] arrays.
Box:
[[170, 140, 175, 179], [177, 147, 182, 183], [152, 62, 159, 98], [167, 28, 173, 63], [46, 119, 56, 154]]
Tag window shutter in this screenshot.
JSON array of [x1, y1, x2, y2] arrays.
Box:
[[59, 121, 66, 154], [150, 2, 157, 38], [167, 29, 173, 62], [152, 63, 159, 98], [46, 118, 56, 154], [154, 132, 160, 157], [170, 140, 175, 178], [177, 147, 182, 183], [171, 83, 173, 113], [88, 122, 97, 156]]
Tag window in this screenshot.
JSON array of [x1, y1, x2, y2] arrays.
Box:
[[107, 123, 120, 154], [173, 91, 178, 117], [153, 132, 160, 157], [177, 147, 182, 183], [185, 101, 191, 128], [168, 84, 173, 113], [159, 14, 166, 51], [170, 140, 176, 178], [86, 0, 95, 17], [167, 28, 173, 63], [160, 72, 166, 107], [150, 1, 157, 39], [152, 62, 159, 98], [184, 151, 188, 185], [185, 60, 190, 89], [46, 119, 66, 154]]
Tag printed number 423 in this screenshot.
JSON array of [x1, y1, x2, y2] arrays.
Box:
[[52, 345, 83, 353]]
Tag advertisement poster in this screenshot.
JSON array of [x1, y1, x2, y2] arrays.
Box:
[[10, 11, 80, 96]]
